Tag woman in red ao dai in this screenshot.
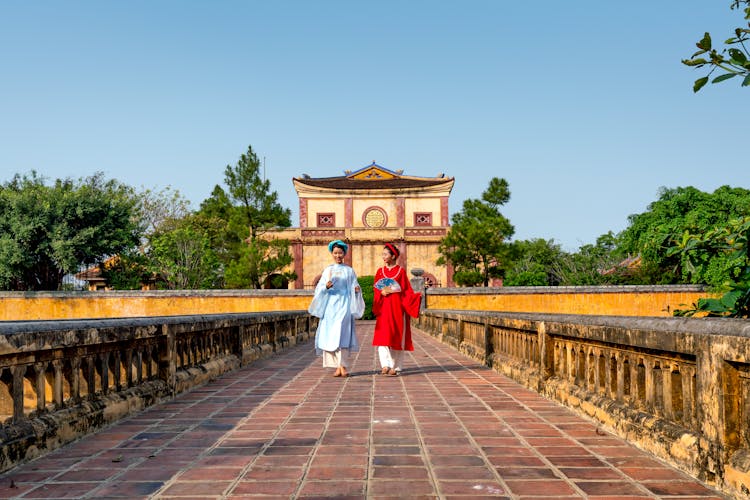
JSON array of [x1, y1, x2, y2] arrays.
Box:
[[371, 243, 421, 376]]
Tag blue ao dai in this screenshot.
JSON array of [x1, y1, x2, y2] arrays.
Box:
[[309, 264, 363, 364]]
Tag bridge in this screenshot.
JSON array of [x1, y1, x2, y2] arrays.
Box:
[[0, 322, 725, 499], [0, 286, 747, 498]]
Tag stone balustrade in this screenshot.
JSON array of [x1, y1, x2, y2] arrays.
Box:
[[414, 309, 750, 497], [0, 311, 316, 472]]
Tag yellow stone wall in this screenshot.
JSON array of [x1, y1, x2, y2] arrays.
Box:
[[425, 288, 717, 317], [0, 292, 312, 321], [0, 287, 716, 321]]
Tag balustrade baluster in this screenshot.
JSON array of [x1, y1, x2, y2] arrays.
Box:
[[33, 363, 45, 412], [101, 353, 110, 395], [51, 360, 63, 407], [12, 366, 25, 422]]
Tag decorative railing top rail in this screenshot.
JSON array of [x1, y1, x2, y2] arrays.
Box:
[[0, 290, 313, 299], [425, 284, 709, 295]]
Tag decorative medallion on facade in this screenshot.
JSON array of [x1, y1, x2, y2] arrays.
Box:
[[363, 207, 387, 228]]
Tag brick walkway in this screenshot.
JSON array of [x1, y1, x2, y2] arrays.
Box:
[[0, 322, 727, 499]]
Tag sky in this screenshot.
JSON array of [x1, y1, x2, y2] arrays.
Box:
[[1, 1, 748, 251]]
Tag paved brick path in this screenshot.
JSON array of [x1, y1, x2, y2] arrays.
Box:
[[0, 322, 727, 499]]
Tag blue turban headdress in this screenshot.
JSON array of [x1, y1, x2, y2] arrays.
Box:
[[328, 239, 348, 254]]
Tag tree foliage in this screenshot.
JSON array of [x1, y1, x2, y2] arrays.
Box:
[[619, 186, 750, 286], [504, 238, 565, 286], [683, 0, 750, 92], [0, 172, 141, 290], [673, 217, 750, 317], [148, 217, 221, 289], [197, 145, 295, 289], [224, 145, 291, 239], [437, 178, 514, 286]]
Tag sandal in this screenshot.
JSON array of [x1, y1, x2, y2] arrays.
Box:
[[387, 368, 399, 376], [381, 367, 390, 375]]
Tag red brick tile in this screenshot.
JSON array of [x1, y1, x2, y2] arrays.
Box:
[[504, 479, 578, 496], [575, 481, 648, 496], [368, 479, 435, 496], [19, 482, 101, 498], [496, 467, 559, 479], [305, 466, 366, 480], [231, 480, 298, 495], [642, 481, 719, 496], [372, 455, 425, 466], [438, 480, 507, 496], [296, 480, 365, 497], [433, 467, 496, 480], [160, 480, 232, 496], [90, 481, 165, 497], [620, 466, 690, 481], [373, 466, 431, 480], [177, 467, 244, 480]]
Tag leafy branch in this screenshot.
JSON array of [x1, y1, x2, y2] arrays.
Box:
[[682, 0, 750, 92], [671, 217, 750, 317]]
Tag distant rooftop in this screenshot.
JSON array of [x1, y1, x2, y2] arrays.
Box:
[[294, 161, 453, 190]]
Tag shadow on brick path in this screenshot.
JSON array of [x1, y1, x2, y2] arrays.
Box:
[[0, 321, 728, 499]]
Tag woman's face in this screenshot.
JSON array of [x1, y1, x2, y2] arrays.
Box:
[[331, 247, 346, 264], [382, 248, 396, 265]]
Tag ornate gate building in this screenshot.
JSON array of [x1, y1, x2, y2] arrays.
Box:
[[268, 162, 455, 289]]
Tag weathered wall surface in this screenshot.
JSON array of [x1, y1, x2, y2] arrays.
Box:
[[425, 285, 715, 317], [0, 290, 313, 321], [415, 309, 750, 498], [1, 285, 714, 321]]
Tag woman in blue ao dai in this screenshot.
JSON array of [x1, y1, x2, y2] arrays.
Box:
[[308, 240, 364, 377]]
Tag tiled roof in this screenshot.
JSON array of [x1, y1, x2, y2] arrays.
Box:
[[295, 162, 452, 190], [294, 176, 452, 190]]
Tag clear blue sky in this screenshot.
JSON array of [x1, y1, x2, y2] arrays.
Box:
[[1, 1, 748, 251]]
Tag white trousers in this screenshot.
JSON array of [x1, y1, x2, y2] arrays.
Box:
[[322, 349, 349, 368], [378, 346, 403, 371]]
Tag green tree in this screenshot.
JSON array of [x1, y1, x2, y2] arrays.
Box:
[[437, 178, 514, 286], [505, 238, 565, 286], [99, 251, 152, 290], [201, 145, 295, 289], [553, 233, 632, 286], [672, 216, 750, 317], [224, 145, 291, 240], [683, 0, 750, 92], [148, 216, 221, 289], [619, 186, 750, 285], [0, 172, 141, 290], [100, 186, 195, 290]]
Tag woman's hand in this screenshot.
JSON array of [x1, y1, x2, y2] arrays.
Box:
[[326, 280, 334, 289], [381, 285, 391, 296], [354, 286, 361, 293]]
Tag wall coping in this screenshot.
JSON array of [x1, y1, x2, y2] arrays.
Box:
[[425, 284, 709, 295], [0, 289, 314, 299]]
